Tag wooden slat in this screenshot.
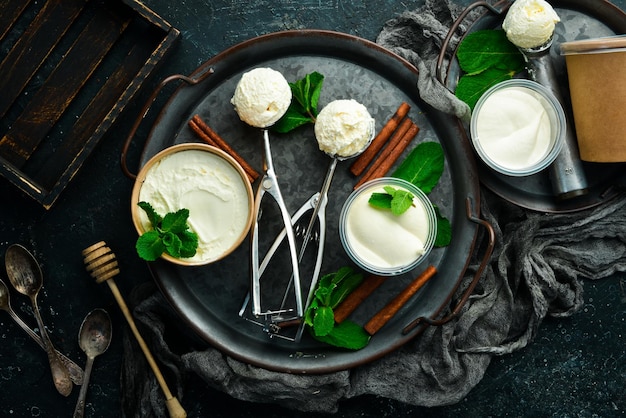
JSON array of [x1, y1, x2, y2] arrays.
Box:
[[0, 0, 30, 41], [0, 7, 131, 168], [0, 0, 87, 119], [34, 34, 159, 186]]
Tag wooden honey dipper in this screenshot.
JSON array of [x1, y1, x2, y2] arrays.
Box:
[[82, 241, 186, 418]]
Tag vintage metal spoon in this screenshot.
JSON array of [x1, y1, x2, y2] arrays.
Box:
[[73, 308, 112, 418], [0, 278, 84, 385], [4, 244, 73, 396]]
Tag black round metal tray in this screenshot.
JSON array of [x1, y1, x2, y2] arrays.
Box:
[[442, 0, 626, 213], [135, 30, 487, 373]]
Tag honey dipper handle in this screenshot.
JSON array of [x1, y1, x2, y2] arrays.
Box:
[[105, 279, 186, 418]]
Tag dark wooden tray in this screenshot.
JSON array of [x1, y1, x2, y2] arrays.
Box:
[[0, 0, 179, 209]]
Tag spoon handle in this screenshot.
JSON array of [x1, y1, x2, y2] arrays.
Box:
[[5, 308, 84, 385], [30, 297, 73, 396], [72, 356, 94, 418]]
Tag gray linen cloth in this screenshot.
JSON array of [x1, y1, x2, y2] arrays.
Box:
[[121, 0, 626, 415]]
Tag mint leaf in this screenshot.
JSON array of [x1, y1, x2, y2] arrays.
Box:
[[391, 142, 451, 247], [162, 209, 191, 234], [312, 320, 370, 350], [271, 72, 324, 133], [162, 232, 182, 258], [136, 230, 166, 261], [456, 67, 517, 110], [433, 205, 452, 247], [304, 298, 319, 327], [457, 30, 523, 75], [392, 142, 444, 194], [328, 271, 363, 309], [138, 201, 162, 226], [291, 71, 324, 116], [304, 267, 369, 349], [455, 29, 524, 109], [317, 271, 336, 292], [312, 306, 335, 337], [314, 284, 334, 307], [368, 192, 393, 210], [271, 107, 313, 133], [390, 189, 414, 215], [136, 202, 199, 261], [178, 230, 199, 258], [367, 187, 414, 216], [330, 266, 354, 286]]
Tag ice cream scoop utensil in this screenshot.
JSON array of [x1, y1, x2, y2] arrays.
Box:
[[250, 129, 303, 320], [519, 41, 588, 199], [73, 308, 112, 418], [81, 241, 186, 418], [501, 0, 588, 199], [302, 119, 376, 257], [240, 193, 325, 341], [0, 278, 84, 385], [280, 121, 375, 341], [4, 244, 73, 396]]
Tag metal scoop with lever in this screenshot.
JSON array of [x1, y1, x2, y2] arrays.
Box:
[[231, 68, 303, 328], [240, 192, 325, 341], [284, 103, 375, 342], [242, 101, 376, 342], [249, 129, 304, 322]]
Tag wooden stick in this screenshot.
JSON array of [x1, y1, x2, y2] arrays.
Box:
[[364, 265, 437, 335], [82, 242, 186, 418], [333, 275, 387, 323], [106, 280, 187, 417], [354, 118, 416, 189], [188, 115, 259, 183], [349, 102, 411, 176]]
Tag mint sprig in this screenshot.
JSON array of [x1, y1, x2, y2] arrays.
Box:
[[304, 267, 370, 350], [392, 141, 451, 247], [368, 186, 415, 215], [135, 202, 199, 261], [272, 71, 324, 133], [455, 29, 525, 109]]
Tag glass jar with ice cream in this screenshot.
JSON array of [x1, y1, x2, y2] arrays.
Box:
[[339, 177, 437, 276], [470, 79, 566, 176]]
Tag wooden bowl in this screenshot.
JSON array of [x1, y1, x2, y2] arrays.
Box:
[[131, 143, 254, 266]]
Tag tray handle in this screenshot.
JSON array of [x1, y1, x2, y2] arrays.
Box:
[[402, 197, 495, 334], [121, 67, 215, 179], [435, 0, 511, 86]]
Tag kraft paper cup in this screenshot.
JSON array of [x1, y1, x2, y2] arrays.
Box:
[[561, 35, 626, 162]]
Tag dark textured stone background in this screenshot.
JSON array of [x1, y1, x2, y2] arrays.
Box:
[[0, 0, 624, 416]]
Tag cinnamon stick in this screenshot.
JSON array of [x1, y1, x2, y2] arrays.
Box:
[[333, 275, 387, 324], [357, 121, 420, 188], [188, 118, 218, 147], [354, 118, 418, 189], [188, 115, 260, 183], [350, 102, 411, 177], [364, 265, 437, 336]]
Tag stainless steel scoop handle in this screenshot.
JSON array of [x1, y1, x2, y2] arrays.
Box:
[[240, 192, 325, 318], [250, 130, 303, 318], [524, 50, 588, 199]]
